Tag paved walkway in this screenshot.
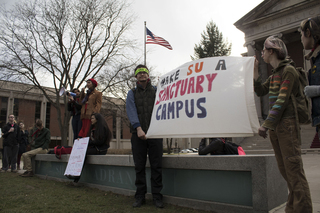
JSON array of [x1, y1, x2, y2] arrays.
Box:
[[269, 154, 320, 213]]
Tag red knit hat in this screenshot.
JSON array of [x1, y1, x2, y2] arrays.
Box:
[[87, 78, 98, 87]]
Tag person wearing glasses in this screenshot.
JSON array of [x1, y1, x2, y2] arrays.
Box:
[[300, 16, 320, 130], [253, 36, 312, 213]]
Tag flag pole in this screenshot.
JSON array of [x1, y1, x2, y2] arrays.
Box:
[[144, 21, 146, 65]]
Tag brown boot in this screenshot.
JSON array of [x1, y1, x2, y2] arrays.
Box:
[[21, 171, 34, 177]]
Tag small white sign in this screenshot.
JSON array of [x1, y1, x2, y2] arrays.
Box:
[[64, 137, 89, 177]]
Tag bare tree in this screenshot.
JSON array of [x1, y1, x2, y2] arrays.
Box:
[[97, 64, 160, 129], [0, 0, 137, 145]]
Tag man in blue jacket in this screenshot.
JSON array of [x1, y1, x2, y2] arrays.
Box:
[[126, 65, 163, 208]]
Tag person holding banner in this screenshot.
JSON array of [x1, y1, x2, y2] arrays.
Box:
[[300, 16, 320, 129], [86, 113, 112, 155], [254, 36, 312, 213], [78, 78, 102, 138], [126, 65, 164, 208]]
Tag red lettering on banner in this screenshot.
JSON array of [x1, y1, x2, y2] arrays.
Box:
[[156, 73, 218, 105], [180, 78, 188, 96], [187, 77, 195, 94], [206, 73, 217, 91], [170, 83, 175, 99], [156, 90, 165, 105], [196, 75, 204, 93], [175, 80, 182, 98]]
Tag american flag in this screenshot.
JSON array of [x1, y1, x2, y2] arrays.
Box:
[[146, 27, 173, 50]]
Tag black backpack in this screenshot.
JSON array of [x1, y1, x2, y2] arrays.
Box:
[[224, 141, 239, 155]]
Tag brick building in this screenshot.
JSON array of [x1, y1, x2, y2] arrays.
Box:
[[0, 80, 132, 149]]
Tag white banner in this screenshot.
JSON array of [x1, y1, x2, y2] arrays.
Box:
[[146, 56, 259, 138]]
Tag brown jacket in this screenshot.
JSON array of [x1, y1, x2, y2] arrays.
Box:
[[80, 88, 102, 119]]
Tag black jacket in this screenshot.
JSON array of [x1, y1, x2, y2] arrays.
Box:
[[2, 122, 20, 147]]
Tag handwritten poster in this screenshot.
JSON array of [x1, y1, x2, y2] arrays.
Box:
[[64, 137, 89, 177], [146, 56, 259, 138]]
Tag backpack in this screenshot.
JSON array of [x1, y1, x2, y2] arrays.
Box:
[[221, 138, 246, 155], [290, 67, 312, 125]]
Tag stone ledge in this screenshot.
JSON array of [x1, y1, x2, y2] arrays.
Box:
[[34, 154, 287, 213]]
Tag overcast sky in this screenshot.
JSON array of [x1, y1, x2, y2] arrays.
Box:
[[0, 0, 265, 77], [129, 0, 264, 77]]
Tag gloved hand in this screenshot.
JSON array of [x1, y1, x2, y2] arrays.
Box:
[[304, 85, 320, 98]]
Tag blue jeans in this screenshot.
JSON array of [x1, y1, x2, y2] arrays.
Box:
[[2, 145, 19, 171]]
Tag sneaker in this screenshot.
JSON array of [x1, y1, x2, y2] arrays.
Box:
[[11, 169, 18, 173], [153, 198, 164, 208], [0, 169, 7, 173], [132, 197, 145, 207], [19, 171, 29, 176], [21, 171, 34, 177]]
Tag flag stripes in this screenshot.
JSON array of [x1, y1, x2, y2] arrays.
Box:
[[146, 27, 172, 50]]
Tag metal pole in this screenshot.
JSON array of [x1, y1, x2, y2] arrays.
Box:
[[144, 21, 146, 65]]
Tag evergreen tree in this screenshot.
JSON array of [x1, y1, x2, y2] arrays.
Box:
[[192, 21, 232, 60]]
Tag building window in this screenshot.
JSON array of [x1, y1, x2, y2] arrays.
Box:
[[13, 98, 19, 118], [35, 101, 41, 122], [46, 102, 51, 129], [0, 97, 8, 127]]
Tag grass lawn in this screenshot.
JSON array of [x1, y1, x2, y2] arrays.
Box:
[[0, 171, 206, 213]]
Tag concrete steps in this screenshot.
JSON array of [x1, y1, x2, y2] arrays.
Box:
[[239, 124, 318, 154]]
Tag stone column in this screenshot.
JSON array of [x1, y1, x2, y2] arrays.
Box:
[[116, 110, 121, 149], [40, 96, 47, 127], [68, 117, 73, 146], [7, 91, 14, 120]]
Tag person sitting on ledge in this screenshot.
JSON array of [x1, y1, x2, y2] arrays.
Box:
[[198, 138, 245, 155], [20, 119, 50, 177], [86, 113, 112, 155]]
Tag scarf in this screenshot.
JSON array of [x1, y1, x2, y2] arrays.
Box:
[[81, 89, 92, 104]]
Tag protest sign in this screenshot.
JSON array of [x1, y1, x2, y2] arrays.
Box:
[[64, 137, 89, 177], [146, 56, 259, 138]]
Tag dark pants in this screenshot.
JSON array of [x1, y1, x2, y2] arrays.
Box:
[[131, 133, 163, 199], [2, 145, 19, 171], [72, 114, 82, 141]]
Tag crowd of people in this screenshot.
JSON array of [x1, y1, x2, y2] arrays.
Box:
[[0, 15, 320, 212]]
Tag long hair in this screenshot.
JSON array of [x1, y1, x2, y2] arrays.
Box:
[[88, 113, 112, 146], [300, 16, 320, 48]]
